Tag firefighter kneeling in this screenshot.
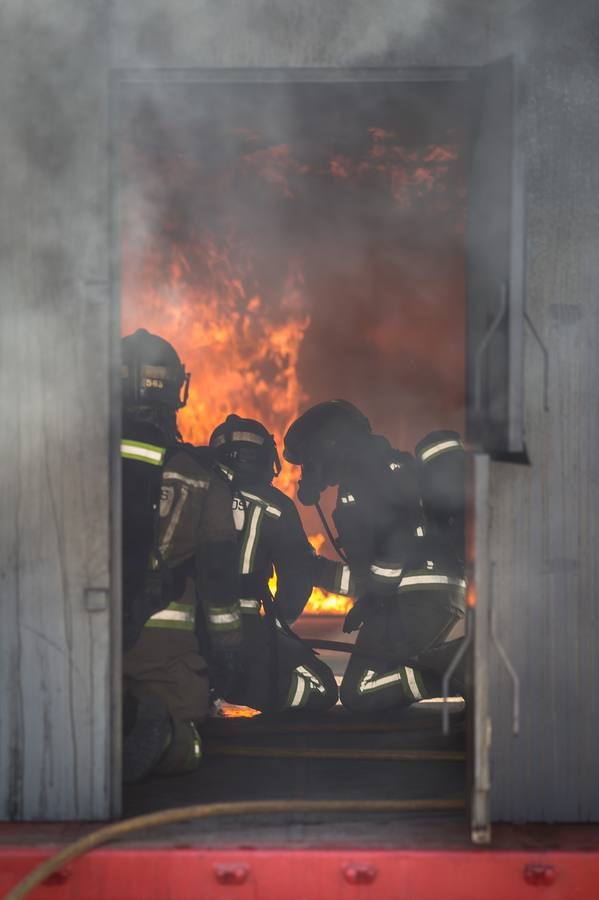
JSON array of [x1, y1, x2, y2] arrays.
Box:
[[121, 329, 242, 782], [208, 414, 342, 713], [284, 401, 467, 712]]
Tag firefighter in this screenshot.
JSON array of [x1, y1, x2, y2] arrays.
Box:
[[121, 329, 241, 781], [208, 414, 343, 712], [283, 400, 467, 712]]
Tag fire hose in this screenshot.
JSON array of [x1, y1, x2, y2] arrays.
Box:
[[5, 798, 465, 900]]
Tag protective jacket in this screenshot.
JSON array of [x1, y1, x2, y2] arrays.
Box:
[[332, 432, 466, 602], [335, 430, 468, 712], [216, 464, 339, 711], [218, 464, 351, 623], [122, 421, 241, 652]]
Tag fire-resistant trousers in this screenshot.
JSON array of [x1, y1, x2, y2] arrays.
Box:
[[123, 628, 210, 722], [339, 591, 465, 712], [224, 615, 339, 713]]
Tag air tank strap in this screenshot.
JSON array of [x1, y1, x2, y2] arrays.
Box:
[[315, 501, 348, 563]]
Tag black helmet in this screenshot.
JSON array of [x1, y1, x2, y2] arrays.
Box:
[[210, 414, 281, 486], [122, 328, 190, 411], [283, 400, 371, 505]]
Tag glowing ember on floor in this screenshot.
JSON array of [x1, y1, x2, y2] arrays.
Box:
[[215, 702, 261, 719]]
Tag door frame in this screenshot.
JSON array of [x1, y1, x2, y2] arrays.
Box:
[[109, 65, 523, 834]]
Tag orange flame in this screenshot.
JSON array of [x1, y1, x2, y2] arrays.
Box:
[[123, 235, 309, 497], [122, 132, 460, 616], [303, 586, 353, 616], [305, 533, 352, 615], [268, 533, 353, 616], [122, 233, 351, 613]]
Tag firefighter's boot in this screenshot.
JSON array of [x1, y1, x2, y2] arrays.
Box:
[[153, 720, 203, 775], [122, 687, 173, 784]]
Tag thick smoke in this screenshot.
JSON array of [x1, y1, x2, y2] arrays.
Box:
[[110, 0, 599, 568], [117, 5, 473, 458], [111, 0, 485, 557], [111, 0, 458, 69]]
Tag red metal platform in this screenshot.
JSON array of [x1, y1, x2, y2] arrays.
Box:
[[2, 842, 599, 900]]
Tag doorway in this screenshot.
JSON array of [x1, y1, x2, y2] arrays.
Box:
[[113, 65, 524, 842]]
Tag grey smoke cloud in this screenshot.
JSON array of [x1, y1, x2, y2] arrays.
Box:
[[4, 0, 596, 515], [7, 0, 581, 464], [118, 75, 467, 453], [111, 0, 451, 68]]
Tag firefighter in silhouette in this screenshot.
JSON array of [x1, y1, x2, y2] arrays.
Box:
[[208, 414, 343, 712], [121, 329, 241, 781], [283, 400, 467, 712]]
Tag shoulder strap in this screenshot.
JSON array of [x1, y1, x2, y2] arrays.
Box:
[[315, 500, 348, 563]]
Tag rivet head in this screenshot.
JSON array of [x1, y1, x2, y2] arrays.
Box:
[[523, 863, 557, 886], [42, 866, 72, 886], [342, 863, 378, 885], [214, 863, 250, 885]]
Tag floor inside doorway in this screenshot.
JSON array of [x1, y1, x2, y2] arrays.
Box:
[[121, 701, 467, 847]]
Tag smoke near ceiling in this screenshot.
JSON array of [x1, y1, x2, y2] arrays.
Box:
[[120, 78, 468, 458]]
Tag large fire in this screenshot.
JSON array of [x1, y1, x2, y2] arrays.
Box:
[[121, 226, 351, 613], [122, 124, 461, 615]]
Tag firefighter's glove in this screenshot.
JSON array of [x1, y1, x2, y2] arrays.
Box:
[[211, 648, 244, 699], [343, 597, 368, 634]]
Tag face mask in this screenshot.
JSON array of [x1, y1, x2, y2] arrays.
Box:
[[297, 460, 327, 506]]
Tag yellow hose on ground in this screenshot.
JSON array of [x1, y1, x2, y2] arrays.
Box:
[[5, 798, 465, 900], [204, 746, 465, 761]]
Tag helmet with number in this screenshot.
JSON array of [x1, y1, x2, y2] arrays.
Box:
[[210, 414, 281, 486], [121, 328, 190, 412], [283, 400, 372, 505]]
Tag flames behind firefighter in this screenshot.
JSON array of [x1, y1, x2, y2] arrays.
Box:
[[121, 328, 241, 781], [208, 414, 349, 712], [284, 401, 467, 711]]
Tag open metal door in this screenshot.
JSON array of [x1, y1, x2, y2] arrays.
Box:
[[466, 57, 527, 843], [466, 57, 527, 461], [470, 454, 492, 843]]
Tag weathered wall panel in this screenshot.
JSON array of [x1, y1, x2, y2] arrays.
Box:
[[0, 3, 114, 819], [489, 18, 599, 818]]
